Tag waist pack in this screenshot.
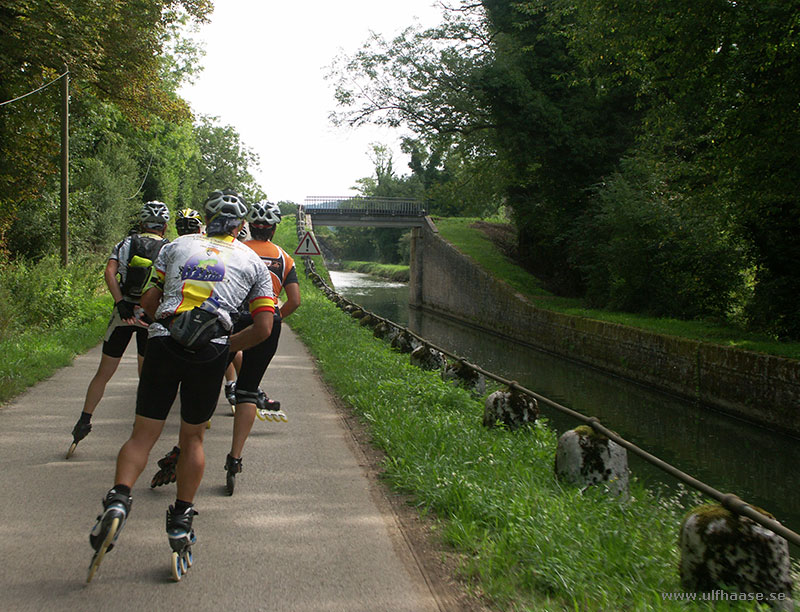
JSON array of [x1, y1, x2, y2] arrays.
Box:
[[168, 307, 226, 351]]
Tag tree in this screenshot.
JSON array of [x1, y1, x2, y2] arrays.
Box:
[[476, 0, 640, 294], [0, 0, 211, 255], [329, 3, 506, 217], [193, 115, 266, 203], [559, 0, 800, 336]]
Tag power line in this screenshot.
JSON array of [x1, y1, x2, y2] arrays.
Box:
[[128, 152, 155, 199], [0, 70, 69, 107]]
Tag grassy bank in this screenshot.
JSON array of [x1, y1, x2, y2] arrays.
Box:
[[0, 254, 110, 405], [280, 222, 784, 611], [339, 260, 410, 282], [434, 218, 800, 361]]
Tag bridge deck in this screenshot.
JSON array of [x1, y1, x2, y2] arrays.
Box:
[[302, 196, 427, 228]]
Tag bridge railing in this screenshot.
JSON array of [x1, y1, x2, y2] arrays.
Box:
[[303, 196, 426, 217]]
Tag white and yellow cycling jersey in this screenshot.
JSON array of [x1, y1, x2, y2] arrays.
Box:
[[147, 233, 274, 342]]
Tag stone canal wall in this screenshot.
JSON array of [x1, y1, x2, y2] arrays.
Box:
[[409, 218, 800, 436]]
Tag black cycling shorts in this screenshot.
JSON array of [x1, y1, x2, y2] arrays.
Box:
[[236, 318, 282, 397], [136, 336, 229, 425], [102, 308, 148, 358]]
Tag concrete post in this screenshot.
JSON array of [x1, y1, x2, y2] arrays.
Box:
[[680, 503, 793, 604], [554, 426, 629, 497]]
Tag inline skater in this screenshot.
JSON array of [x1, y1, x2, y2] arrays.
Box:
[[224, 201, 300, 495], [86, 189, 275, 582], [149, 207, 205, 488], [67, 201, 170, 459]]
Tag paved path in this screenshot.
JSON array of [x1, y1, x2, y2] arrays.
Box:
[[0, 327, 442, 612]]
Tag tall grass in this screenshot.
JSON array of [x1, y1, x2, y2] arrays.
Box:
[[0, 254, 110, 404]]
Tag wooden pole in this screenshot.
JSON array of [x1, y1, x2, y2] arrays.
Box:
[[60, 68, 69, 266]]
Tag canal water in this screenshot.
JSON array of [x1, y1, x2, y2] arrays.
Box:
[[328, 270, 800, 543]]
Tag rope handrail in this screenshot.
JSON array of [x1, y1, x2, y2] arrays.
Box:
[[0, 71, 69, 107], [302, 257, 800, 548]]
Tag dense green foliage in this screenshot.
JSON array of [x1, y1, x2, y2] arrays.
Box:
[[436, 218, 800, 361], [0, 254, 110, 403], [329, 1, 800, 339], [0, 1, 264, 261]]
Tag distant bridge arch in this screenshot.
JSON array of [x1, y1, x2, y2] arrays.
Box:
[[302, 196, 427, 228]]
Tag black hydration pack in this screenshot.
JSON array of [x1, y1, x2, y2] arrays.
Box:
[[119, 233, 169, 299]]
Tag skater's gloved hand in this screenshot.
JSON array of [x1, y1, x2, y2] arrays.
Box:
[[116, 299, 135, 320]]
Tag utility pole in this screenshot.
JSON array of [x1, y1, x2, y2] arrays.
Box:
[[60, 67, 69, 266]]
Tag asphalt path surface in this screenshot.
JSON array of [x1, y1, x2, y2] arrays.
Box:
[[0, 326, 442, 612]]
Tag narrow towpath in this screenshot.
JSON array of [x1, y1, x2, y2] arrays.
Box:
[[0, 327, 452, 612]]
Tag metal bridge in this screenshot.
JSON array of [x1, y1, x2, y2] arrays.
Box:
[[302, 196, 427, 228]]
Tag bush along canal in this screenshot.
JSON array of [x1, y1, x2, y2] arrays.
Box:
[[283, 216, 798, 611]]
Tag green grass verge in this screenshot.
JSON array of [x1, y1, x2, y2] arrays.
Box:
[[339, 260, 410, 282], [286, 253, 782, 610], [0, 295, 110, 405], [434, 217, 800, 361]]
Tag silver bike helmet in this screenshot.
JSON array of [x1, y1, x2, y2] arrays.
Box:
[[140, 201, 170, 229], [246, 201, 282, 226]]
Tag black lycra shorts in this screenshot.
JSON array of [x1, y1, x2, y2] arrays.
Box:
[[136, 336, 229, 425], [236, 318, 282, 398], [228, 314, 282, 402], [102, 308, 148, 358]]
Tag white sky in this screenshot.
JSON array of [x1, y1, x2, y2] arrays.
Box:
[[178, 1, 445, 204]]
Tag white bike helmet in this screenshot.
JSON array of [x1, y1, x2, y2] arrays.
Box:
[[246, 201, 282, 226], [140, 201, 170, 229], [203, 190, 248, 219]]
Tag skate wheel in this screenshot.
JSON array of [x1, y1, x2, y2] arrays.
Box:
[[171, 551, 183, 581], [279, 413, 288, 423], [87, 516, 120, 583], [225, 473, 235, 496], [66, 441, 78, 460], [184, 547, 193, 569], [230, 405, 236, 415], [206, 420, 211, 429], [256, 410, 268, 421]]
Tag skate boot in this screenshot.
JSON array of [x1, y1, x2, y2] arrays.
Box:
[[151, 446, 180, 488], [225, 381, 236, 415], [256, 389, 286, 423], [87, 488, 132, 583], [224, 454, 242, 496], [166, 504, 198, 581], [66, 419, 92, 459]]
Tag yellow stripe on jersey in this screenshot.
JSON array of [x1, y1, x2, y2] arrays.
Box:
[[249, 296, 276, 315], [177, 281, 214, 313]]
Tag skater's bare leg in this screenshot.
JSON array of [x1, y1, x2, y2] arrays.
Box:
[[230, 402, 257, 458], [176, 421, 207, 503], [114, 415, 166, 487], [83, 354, 122, 415]]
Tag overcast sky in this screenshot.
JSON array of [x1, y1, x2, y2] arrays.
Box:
[[178, 1, 444, 204]]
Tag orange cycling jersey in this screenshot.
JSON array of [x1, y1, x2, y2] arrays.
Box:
[[243, 239, 297, 301]]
